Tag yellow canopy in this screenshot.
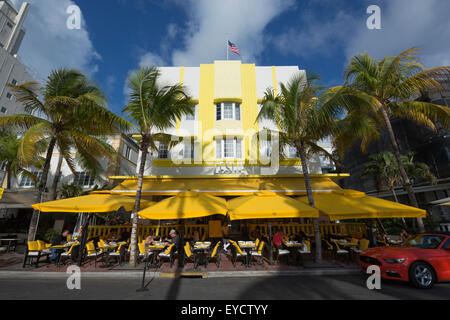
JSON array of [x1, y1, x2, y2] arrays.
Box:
[[228, 191, 319, 221], [297, 190, 427, 221], [32, 194, 154, 213], [110, 174, 345, 196], [138, 191, 227, 220]]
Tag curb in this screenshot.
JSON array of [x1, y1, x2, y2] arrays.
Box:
[[0, 269, 361, 279]]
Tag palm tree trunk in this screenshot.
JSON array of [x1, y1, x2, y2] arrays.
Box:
[[50, 152, 63, 200], [129, 139, 149, 266], [379, 106, 425, 233], [297, 140, 322, 264], [27, 136, 56, 242], [389, 186, 408, 229]]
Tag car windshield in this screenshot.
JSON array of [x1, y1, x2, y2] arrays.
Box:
[[403, 235, 445, 249]]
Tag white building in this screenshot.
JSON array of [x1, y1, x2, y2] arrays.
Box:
[[132, 61, 328, 178], [0, 1, 34, 116]]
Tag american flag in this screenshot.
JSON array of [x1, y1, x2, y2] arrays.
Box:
[[228, 41, 240, 56]]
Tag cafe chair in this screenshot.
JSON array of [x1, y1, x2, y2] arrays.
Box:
[[109, 242, 128, 266], [331, 239, 350, 264], [351, 238, 369, 255], [298, 240, 311, 255], [22, 241, 51, 268], [276, 246, 290, 265], [251, 241, 265, 265], [229, 240, 247, 267], [85, 241, 103, 268], [184, 242, 197, 267], [58, 243, 80, 269], [322, 239, 334, 258], [159, 243, 175, 267], [208, 241, 222, 268]]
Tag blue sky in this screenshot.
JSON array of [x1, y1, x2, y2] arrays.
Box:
[[11, 0, 450, 116]]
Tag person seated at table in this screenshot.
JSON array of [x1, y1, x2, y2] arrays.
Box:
[[294, 230, 307, 242], [192, 228, 200, 242], [400, 228, 411, 243], [118, 230, 130, 242], [145, 231, 156, 245], [251, 226, 262, 240], [106, 229, 118, 242], [164, 229, 181, 251], [272, 228, 287, 250], [222, 221, 231, 252], [49, 229, 70, 262]]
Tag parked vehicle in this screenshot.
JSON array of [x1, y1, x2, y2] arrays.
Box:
[[359, 233, 450, 289]]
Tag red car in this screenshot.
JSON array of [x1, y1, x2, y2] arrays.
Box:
[[359, 233, 450, 289]]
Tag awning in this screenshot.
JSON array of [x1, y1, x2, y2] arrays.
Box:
[[110, 174, 346, 196], [31, 194, 154, 213], [138, 191, 227, 220], [228, 191, 319, 221], [429, 197, 450, 206], [297, 190, 427, 221]]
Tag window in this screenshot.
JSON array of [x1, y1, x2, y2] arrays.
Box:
[[185, 106, 197, 120], [216, 138, 243, 159], [11, 79, 17, 85], [287, 145, 298, 158], [157, 142, 168, 159], [183, 141, 195, 159], [6, 92, 12, 100], [0, 107, 7, 114], [215, 102, 241, 121], [19, 171, 42, 187], [6, 22, 13, 29], [124, 145, 132, 160], [73, 172, 95, 187]]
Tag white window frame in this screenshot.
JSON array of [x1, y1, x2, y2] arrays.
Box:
[[0, 107, 7, 114], [185, 104, 197, 121], [157, 142, 168, 159], [124, 145, 132, 160], [73, 172, 95, 187], [6, 92, 13, 100], [19, 171, 42, 187], [215, 138, 244, 160], [215, 102, 241, 121]]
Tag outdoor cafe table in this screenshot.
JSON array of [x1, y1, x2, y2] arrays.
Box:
[[147, 242, 166, 267], [99, 242, 123, 268], [193, 242, 211, 267], [0, 239, 18, 253], [285, 241, 305, 266], [238, 241, 256, 268]]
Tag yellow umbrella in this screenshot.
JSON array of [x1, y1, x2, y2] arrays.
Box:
[[32, 194, 154, 213], [297, 189, 427, 221], [228, 190, 319, 221], [138, 191, 227, 220]]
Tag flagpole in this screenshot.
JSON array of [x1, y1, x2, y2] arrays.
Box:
[[226, 39, 229, 61]]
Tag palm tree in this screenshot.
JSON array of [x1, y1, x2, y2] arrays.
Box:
[[0, 69, 130, 241], [336, 48, 450, 233], [122, 66, 195, 266], [0, 128, 46, 189], [258, 73, 340, 264], [363, 152, 436, 229]]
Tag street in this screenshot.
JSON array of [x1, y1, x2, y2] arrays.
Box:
[[0, 274, 448, 300]]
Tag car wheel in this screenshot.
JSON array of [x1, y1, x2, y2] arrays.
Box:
[[409, 261, 436, 289]]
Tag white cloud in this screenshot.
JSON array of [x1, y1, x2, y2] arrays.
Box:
[[139, 52, 166, 68], [272, 0, 450, 69], [137, 0, 294, 67], [346, 0, 450, 67], [11, 0, 100, 81]]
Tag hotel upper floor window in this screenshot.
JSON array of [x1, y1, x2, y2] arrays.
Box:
[[0, 107, 7, 114], [157, 142, 168, 159], [11, 79, 17, 85], [216, 138, 243, 159], [124, 145, 133, 161], [6, 92, 13, 100], [286, 145, 298, 158], [74, 172, 95, 187], [216, 102, 241, 121], [183, 141, 195, 159], [19, 171, 42, 187]]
